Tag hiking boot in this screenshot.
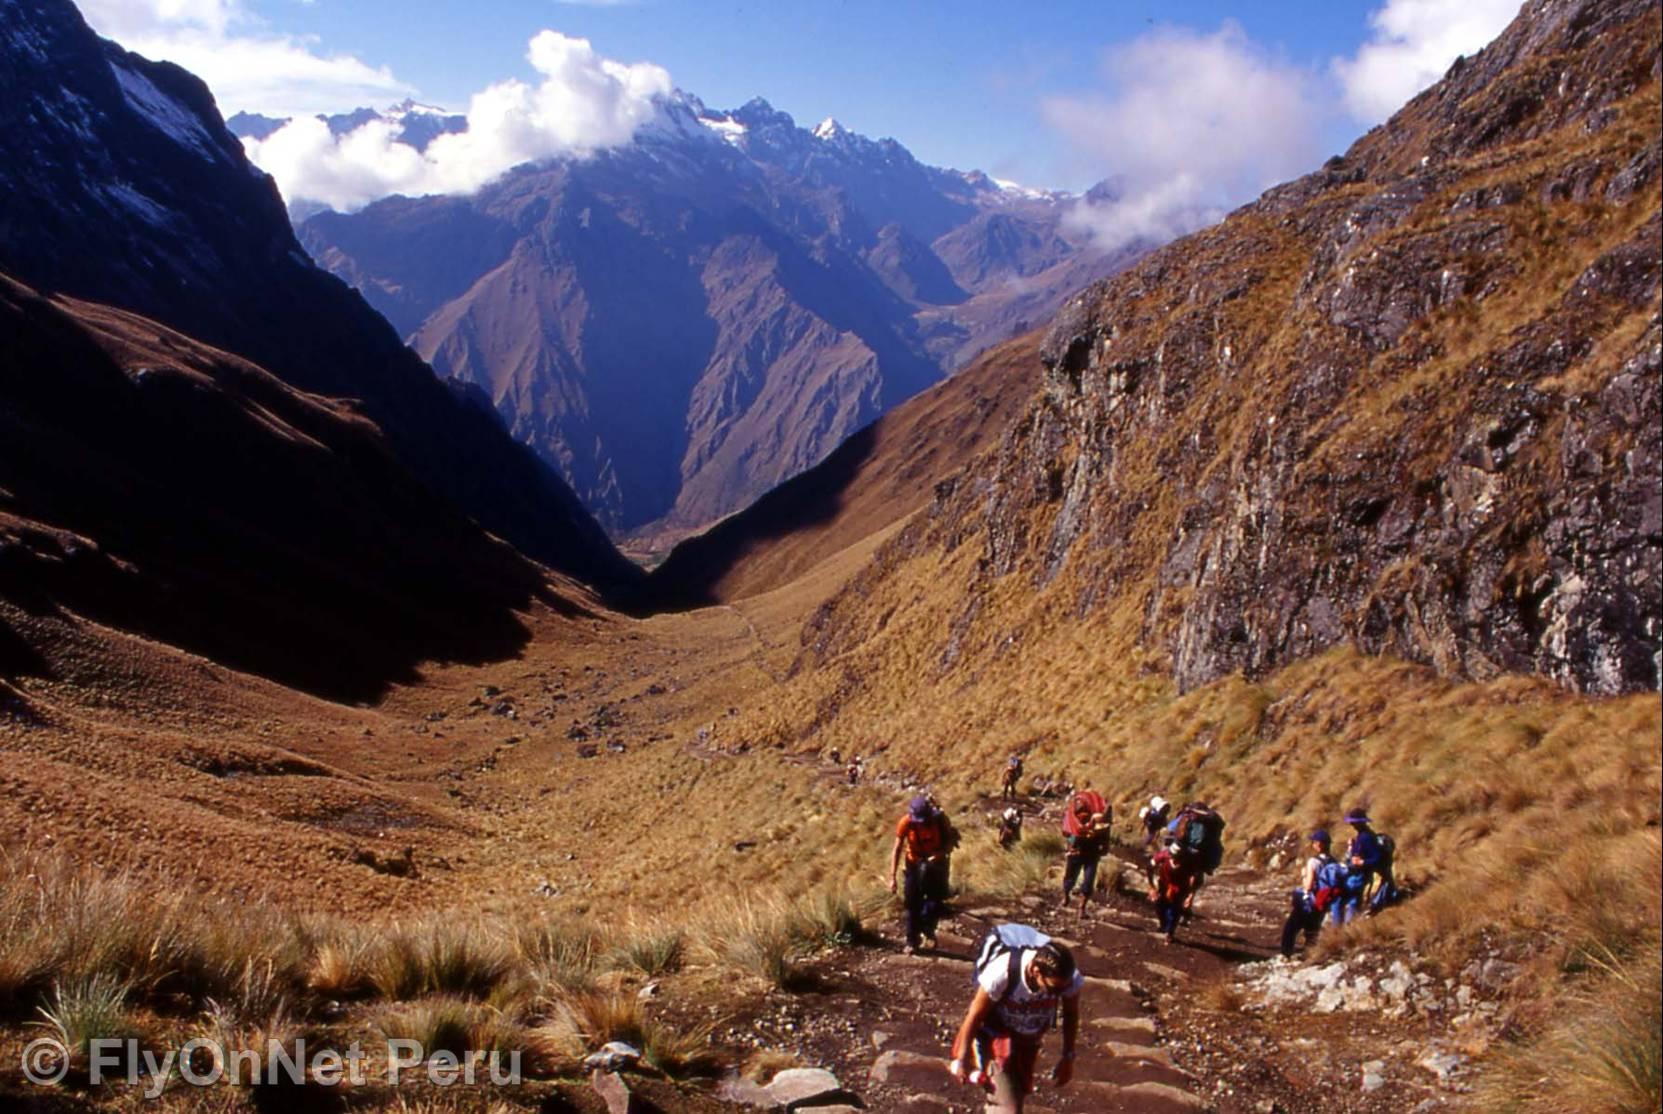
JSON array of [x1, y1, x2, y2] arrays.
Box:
[[922, 935, 938, 951]]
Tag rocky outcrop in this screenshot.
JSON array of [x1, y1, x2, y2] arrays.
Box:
[[803, 0, 1661, 696]]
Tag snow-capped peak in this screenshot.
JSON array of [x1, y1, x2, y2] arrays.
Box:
[[812, 116, 848, 141], [387, 99, 454, 119], [698, 114, 748, 146]]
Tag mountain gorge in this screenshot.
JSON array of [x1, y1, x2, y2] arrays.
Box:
[[288, 98, 1129, 546], [0, 0, 632, 590]]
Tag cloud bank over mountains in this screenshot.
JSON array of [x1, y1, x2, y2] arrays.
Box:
[[241, 31, 670, 212], [78, 0, 1520, 245], [1041, 0, 1519, 252], [1042, 23, 1324, 252]]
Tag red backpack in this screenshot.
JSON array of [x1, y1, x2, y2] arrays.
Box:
[[1062, 790, 1108, 837]]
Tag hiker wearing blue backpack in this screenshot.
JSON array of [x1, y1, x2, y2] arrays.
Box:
[[1279, 829, 1336, 956], [950, 925, 1083, 1113]]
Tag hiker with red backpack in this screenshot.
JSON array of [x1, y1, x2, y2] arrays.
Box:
[[1280, 829, 1337, 956], [889, 794, 959, 953], [1146, 840, 1193, 944], [949, 924, 1083, 1113], [1060, 789, 1111, 915]]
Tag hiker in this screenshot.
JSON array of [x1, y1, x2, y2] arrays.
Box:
[[847, 756, 862, 786], [889, 794, 958, 952], [1166, 801, 1225, 919], [1139, 795, 1171, 847], [997, 807, 1023, 849], [1001, 755, 1024, 799], [1337, 808, 1392, 923], [1060, 789, 1111, 914], [1147, 841, 1192, 944], [950, 925, 1082, 1113], [1279, 829, 1336, 957]]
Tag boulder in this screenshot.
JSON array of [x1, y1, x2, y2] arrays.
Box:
[[591, 1069, 638, 1114]]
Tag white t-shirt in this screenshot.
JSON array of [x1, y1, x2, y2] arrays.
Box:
[[978, 949, 1085, 1037]]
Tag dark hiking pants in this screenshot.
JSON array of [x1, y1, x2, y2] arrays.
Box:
[[903, 856, 949, 946], [1281, 890, 1322, 955]]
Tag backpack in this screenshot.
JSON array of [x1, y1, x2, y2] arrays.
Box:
[[939, 811, 963, 854], [973, 924, 1050, 1003], [1172, 804, 1226, 873], [1062, 790, 1109, 837], [1311, 859, 1350, 913], [1377, 833, 1396, 876]]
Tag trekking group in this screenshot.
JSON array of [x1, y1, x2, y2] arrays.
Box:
[[878, 759, 1405, 1111]]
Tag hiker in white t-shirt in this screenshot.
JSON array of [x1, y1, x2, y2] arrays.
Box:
[[949, 928, 1083, 1113]]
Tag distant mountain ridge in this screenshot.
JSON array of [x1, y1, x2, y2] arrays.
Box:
[[288, 94, 1134, 544], [0, 0, 634, 589]]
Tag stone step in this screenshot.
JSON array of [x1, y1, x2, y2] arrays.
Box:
[[1088, 1014, 1157, 1038]]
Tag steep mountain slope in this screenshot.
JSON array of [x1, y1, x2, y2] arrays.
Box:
[[295, 98, 1132, 542], [0, 271, 582, 699], [647, 330, 1043, 606], [785, 0, 1659, 709], [0, 0, 633, 588]]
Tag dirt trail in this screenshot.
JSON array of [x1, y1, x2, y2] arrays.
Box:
[[722, 834, 1458, 1114], [723, 849, 1267, 1114]]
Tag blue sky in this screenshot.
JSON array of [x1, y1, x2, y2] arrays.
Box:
[[77, 0, 1523, 209], [276, 0, 1367, 184]]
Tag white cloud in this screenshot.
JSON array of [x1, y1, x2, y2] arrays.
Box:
[[76, 0, 411, 116], [241, 32, 671, 211], [1333, 0, 1520, 123], [1042, 23, 1325, 252]]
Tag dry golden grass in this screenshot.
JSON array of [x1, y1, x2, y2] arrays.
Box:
[[1479, 937, 1662, 1113]]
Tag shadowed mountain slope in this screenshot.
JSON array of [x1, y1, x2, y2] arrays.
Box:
[[0, 272, 586, 700], [0, 0, 634, 589]]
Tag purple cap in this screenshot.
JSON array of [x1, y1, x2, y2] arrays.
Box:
[[909, 794, 932, 820], [1344, 808, 1371, 825]]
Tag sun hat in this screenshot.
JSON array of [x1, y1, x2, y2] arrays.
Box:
[[909, 794, 932, 820], [1344, 808, 1372, 825]]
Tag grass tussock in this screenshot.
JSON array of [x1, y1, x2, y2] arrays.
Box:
[[1479, 938, 1661, 1113], [514, 918, 603, 997], [368, 919, 514, 1001], [35, 973, 149, 1071], [532, 988, 722, 1077], [607, 923, 685, 978], [377, 997, 488, 1059], [957, 830, 1063, 900]]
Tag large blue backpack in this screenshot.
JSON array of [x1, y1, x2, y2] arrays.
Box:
[[1311, 859, 1352, 913]]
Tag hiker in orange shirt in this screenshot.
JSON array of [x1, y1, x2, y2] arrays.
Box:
[[888, 794, 958, 953]]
